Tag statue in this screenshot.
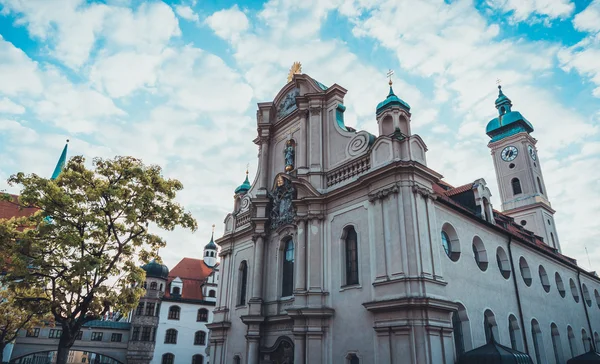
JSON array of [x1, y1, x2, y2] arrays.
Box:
[[284, 140, 295, 172], [268, 177, 296, 229]]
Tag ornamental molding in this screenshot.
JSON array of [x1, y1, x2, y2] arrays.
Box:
[[368, 185, 399, 202], [294, 213, 325, 223], [412, 185, 436, 200], [309, 107, 321, 116], [252, 233, 266, 242]]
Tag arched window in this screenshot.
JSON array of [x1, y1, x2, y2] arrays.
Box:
[[550, 232, 556, 247], [159, 283, 163, 291], [192, 355, 204, 364], [197, 308, 208, 322], [347, 354, 359, 364], [238, 261, 248, 306], [582, 284, 592, 307], [556, 272, 566, 297], [345, 226, 359, 285], [194, 331, 206, 345], [496, 247, 511, 279], [531, 319, 546, 364], [168, 306, 180, 320], [441, 231, 451, 258], [508, 315, 523, 351], [570, 279, 580, 302], [165, 329, 178, 344], [162, 353, 174, 364], [539, 265, 550, 292], [452, 311, 465, 355], [551, 323, 565, 364], [233, 356, 241, 364], [441, 224, 460, 261], [209, 290, 216, 297], [519, 257, 532, 286], [583, 329, 591, 352], [537, 177, 543, 194], [568, 326, 577, 358], [511, 178, 522, 195], [472, 237, 488, 271], [150, 282, 157, 290], [282, 239, 294, 297], [483, 310, 498, 343]]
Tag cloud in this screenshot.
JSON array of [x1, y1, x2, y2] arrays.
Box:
[[0, 97, 25, 114], [0, 36, 43, 96], [485, 0, 575, 24], [572, 0, 600, 33], [175, 5, 199, 22], [205, 5, 249, 42]]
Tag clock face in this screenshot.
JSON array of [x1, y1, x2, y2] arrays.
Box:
[[501, 146, 518, 162], [528, 145, 537, 161]]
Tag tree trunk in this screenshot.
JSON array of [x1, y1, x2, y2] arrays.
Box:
[[0, 342, 5, 364], [56, 330, 76, 364]]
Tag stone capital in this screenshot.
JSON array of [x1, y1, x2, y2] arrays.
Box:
[[368, 184, 400, 202], [309, 107, 321, 116]]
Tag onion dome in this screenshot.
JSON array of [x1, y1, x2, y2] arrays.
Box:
[[376, 80, 410, 115], [142, 259, 169, 279], [204, 229, 218, 250], [234, 170, 251, 195], [486, 85, 534, 143]]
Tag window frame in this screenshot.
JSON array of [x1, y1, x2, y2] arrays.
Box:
[[90, 332, 103, 342], [238, 260, 248, 306], [511, 178, 522, 195], [197, 308, 208, 322], [111, 333, 123, 342], [162, 353, 175, 364], [281, 238, 295, 297], [165, 329, 178, 344], [343, 226, 359, 286], [168, 305, 181, 320], [194, 330, 206, 346]]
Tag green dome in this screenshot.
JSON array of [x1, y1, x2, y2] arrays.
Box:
[[234, 173, 251, 195], [205, 233, 218, 250], [376, 85, 410, 115], [486, 86, 534, 142], [142, 260, 169, 279]]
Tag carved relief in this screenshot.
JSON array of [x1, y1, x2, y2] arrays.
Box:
[[268, 177, 296, 229], [284, 140, 295, 172], [277, 88, 300, 119], [309, 107, 321, 116], [347, 131, 372, 157], [368, 184, 400, 202]]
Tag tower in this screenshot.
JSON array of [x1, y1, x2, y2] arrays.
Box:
[[203, 225, 218, 267], [375, 78, 412, 136], [486, 85, 560, 251]]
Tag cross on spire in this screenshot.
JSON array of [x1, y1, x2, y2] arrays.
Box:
[[387, 69, 395, 86], [246, 163, 249, 175]]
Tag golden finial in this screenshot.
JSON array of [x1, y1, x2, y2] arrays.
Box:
[[387, 69, 394, 86], [246, 163, 249, 175], [287, 62, 302, 83]]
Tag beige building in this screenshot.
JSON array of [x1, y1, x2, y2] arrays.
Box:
[[207, 71, 600, 364]]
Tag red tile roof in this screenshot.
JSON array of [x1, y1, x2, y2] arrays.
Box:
[[0, 194, 38, 220], [164, 258, 215, 301], [443, 183, 474, 197]]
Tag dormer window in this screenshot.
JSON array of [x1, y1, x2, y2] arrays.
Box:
[[172, 287, 180, 295], [170, 277, 183, 296]]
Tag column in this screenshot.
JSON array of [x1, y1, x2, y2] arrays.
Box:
[[297, 110, 308, 171], [295, 219, 307, 291], [217, 254, 229, 308], [247, 337, 260, 364], [294, 334, 306, 364], [260, 137, 270, 189], [251, 236, 265, 299]]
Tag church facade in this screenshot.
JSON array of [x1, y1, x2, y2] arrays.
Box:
[[207, 71, 600, 364]]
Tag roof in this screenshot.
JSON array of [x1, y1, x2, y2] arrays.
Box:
[[0, 194, 38, 221], [205, 232, 218, 250], [234, 173, 251, 195], [486, 111, 534, 142], [457, 335, 533, 364], [443, 183, 474, 197], [142, 260, 169, 279], [164, 257, 215, 301], [567, 350, 600, 364], [376, 85, 410, 115]]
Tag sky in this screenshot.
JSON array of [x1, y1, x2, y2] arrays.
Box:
[[0, 0, 599, 272]]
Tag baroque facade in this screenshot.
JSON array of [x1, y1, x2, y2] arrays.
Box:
[[207, 72, 600, 364]]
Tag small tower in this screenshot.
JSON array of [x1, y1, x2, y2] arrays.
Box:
[[204, 225, 218, 267], [376, 77, 411, 137], [486, 85, 560, 251], [233, 168, 251, 212], [127, 260, 169, 364]]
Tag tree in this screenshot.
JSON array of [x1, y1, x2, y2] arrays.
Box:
[[0, 156, 197, 364], [0, 287, 50, 363]]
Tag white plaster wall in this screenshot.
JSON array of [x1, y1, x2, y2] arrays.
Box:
[[152, 301, 213, 364], [435, 204, 600, 363]]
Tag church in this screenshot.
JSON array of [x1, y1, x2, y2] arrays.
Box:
[[207, 66, 600, 364]]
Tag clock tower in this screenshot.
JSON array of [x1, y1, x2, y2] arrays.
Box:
[[486, 86, 560, 252]]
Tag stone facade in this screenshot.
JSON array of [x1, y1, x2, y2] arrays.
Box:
[[208, 74, 600, 364]]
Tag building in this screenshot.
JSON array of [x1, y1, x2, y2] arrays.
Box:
[[207, 70, 600, 364]]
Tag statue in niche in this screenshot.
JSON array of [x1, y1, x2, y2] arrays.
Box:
[[284, 140, 295, 172], [268, 177, 296, 230], [277, 88, 299, 119]]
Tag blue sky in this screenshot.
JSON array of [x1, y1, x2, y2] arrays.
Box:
[[0, 0, 599, 271]]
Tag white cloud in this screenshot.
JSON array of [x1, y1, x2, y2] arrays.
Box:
[[0, 97, 25, 114], [175, 5, 199, 22], [573, 0, 600, 33], [0, 36, 43, 96], [486, 0, 575, 23], [205, 5, 250, 42]]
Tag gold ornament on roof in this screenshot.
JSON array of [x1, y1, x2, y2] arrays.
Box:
[[287, 62, 302, 83]]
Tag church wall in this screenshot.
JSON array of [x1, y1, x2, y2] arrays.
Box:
[[435, 203, 600, 362]]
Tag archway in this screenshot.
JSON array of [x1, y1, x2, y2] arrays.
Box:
[[11, 350, 124, 364], [259, 336, 294, 364]]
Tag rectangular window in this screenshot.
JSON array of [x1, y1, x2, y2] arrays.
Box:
[[135, 302, 144, 316], [91, 332, 103, 341], [76, 331, 83, 340], [145, 302, 155, 316], [111, 333, 122, 342], [49, 329, 62, 338], [345, 228, 359, 285], [26, 328, 40, 337], [132, 326, 140, 341], [141, 326, 152, 341]]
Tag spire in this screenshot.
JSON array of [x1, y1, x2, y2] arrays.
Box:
[[204, 224, 218, 250], [234, 166, 251, 195], [51, 139, 69, 180], [495, 85, 512, 116], [377, 70, 410, 115]]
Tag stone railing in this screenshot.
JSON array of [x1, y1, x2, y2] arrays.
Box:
[[326, 156, 371, 187], [235, 210, 252, 228]]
